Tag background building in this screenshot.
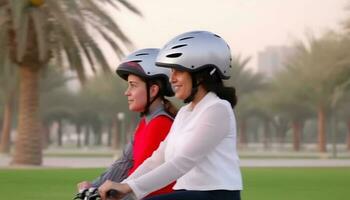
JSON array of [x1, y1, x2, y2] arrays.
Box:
[[258, 46, 295, 78]]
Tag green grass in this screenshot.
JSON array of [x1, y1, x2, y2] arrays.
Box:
[[0, 167, 349, 200], [0, 168, 104, 200], [241, 167, 350, 200]]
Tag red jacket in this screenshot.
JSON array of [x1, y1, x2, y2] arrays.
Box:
[[128, 115, 175, 197]]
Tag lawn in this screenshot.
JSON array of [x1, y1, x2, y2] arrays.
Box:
[[0, 167, 349, 200], [242, 167, 350, 200]]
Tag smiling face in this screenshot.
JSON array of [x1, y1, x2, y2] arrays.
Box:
[[169, 68, 193, 100], [124, 74, 148, 112]]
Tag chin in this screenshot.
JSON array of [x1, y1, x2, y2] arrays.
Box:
[[176, 92, 189, 100], [129, 105, 136, 111], [175, 94, 184, 100], [130, 107, 144, 113]]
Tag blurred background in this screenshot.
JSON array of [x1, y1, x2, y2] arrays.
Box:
[[0, 0, 350, 200], [0, 0, 350, 199]]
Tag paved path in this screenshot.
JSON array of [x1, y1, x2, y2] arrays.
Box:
[[1, 155, 350, 168]]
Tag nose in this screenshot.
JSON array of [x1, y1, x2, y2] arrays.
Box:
[[170, 70, 176, 84], [124, 87, 130, 96]]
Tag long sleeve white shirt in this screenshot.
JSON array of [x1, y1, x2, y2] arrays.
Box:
[[123, 92, 243, 199]]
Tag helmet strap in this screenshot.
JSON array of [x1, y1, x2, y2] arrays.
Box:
[[184, 74, 202, 103], [141, 81, 160, 116]]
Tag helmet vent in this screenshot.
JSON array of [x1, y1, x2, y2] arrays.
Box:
[[166, 53, 182, 58], [214, 34, 221, 38], [131, 60, 142, 63], [179, 37, 194, 41], [135, 53, 149, 56], [171, 44, 187, 49]]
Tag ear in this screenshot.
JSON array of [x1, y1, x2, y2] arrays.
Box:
[[150, 84, 160, 98]]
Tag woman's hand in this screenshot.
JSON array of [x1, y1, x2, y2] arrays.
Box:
[[98, 180, 132, 200], [77, 181, 92, 191]]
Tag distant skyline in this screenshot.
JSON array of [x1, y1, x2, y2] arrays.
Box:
[[107, 0, 349, 70]]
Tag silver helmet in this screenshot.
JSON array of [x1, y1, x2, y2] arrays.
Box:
[[156, 31, 232, 79], [116, 48, 174, 96]]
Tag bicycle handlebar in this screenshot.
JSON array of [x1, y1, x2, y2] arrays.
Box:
[[106, 189, 119, 199], [73, 188, 121, 200]]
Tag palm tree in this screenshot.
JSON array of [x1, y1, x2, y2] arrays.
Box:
[[0, 81, 16, 154], [342, 2, 350, 34], [0, 49, 18, 154], [77, 73, 131, 148], [265, 66, 313, 151], [336, 87, 350, 151], [340, 2, 350, 151], [0, 0, 141, 165], [39, 66, 75, 148], [288, 33, 350, 152], [226, 55, 266, 146]]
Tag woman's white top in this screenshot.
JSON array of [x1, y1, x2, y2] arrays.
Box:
[[123, 92, 243, 199]]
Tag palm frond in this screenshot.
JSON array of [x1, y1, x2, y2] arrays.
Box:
[[84, 0, 132, 45], [46, 0, 77, 38], [115, 0, 142, 16], [0, 4, 9, 26], [2, 0, 141, 82], [15, 7, 29, 62], [0, 19, 9, 65], [31, 7, 48, 62], [95, 28, 125, 60], [70, 20, 97, 71], [9, 0, 26, 30]]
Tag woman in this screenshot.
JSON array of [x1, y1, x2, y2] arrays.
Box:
[[77, 48, 177, 199], [99, 31, 243, 200]]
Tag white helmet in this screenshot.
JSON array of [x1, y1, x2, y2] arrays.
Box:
[[116, 48, 174, 96], [156, 31, 232, 79]]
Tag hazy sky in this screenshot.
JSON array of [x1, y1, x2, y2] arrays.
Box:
[[111, 0, 349, 70]]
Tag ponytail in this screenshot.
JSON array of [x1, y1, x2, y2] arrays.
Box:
[[163, 98, 178, 118], [195, 68, 238, 109], [148, 79, 178, 118]]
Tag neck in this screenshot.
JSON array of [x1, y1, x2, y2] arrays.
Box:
[[147, 97, 163, 115], [190, 85, 207, 110]]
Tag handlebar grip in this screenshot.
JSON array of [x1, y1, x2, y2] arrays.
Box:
[[106, 189, 120, 199]]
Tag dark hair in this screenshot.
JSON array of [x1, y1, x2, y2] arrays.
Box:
[[148, 79, 178, 118], [194, 68, 238, 108], [162, 98, 178, 118]]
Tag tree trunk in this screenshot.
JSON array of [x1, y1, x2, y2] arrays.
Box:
[[277, 131, 284, 145], [11, 67, 42, 165], [253, 126, 259, 143], [41, 122, 50, 149], [347, 120, 350, 151], [292, 120, 301, 151], [96, 130, 102, 146], [92, 124, 102, 146], [57, 119, 63, 146], [84, 125, 90, 146], [0, 93, 14, 153], [317, 105, 327, 152], [0, 119, 2, 139], [263, 119, 270, 150], [239, 119, 247, 148], [76, 124, 82, 148], [111, 116, 119, 149], [272, 119, 288, 148], [107, 123, 112, 147]]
